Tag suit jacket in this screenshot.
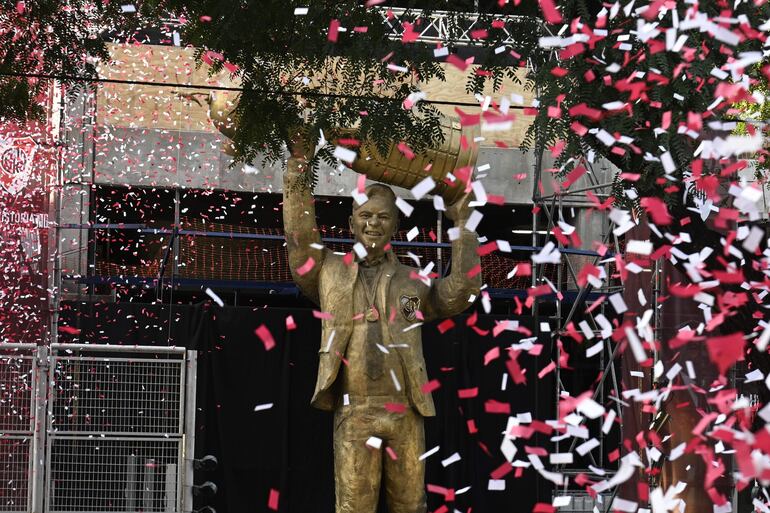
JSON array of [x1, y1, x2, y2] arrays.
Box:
[[283, 160, 481, 417]]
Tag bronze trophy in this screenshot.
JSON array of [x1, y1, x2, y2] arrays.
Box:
[[206, 92, 479, 202]]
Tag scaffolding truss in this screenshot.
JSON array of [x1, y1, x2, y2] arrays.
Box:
[[378, 8, 539, 46], [529, 145, 650, 511]]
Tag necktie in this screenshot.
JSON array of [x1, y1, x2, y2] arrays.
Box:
[[360, 268, 384, 380]]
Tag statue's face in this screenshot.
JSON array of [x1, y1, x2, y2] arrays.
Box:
[[349, 194, 398, 258]]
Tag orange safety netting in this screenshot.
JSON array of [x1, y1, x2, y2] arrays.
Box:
[[95, 218, 565, 290]]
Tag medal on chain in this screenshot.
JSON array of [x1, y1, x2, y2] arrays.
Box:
[[360, 266, 383, 323]]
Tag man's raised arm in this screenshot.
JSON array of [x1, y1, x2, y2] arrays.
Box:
[[283, 151, 325, 305], [424, 192, 481, 320]]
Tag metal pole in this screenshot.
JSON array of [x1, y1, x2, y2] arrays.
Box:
[[182, 350, 197, 513], [87, 85, 98, 303], [50, 343, 187, 354], [126, 454, 137, 511], [143, 459, 156, 511], [43, 346, 56, 513], [437, 210, 443, 277], [557, 338, 624, 461], [537, 182, 614, 200], [30, 345, 49, 513], [165, 463, 177, 512], [50, 80, 67, 348], [554, 194, 563, 457]]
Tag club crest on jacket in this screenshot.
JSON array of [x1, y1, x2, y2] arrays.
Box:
[[400, 295, 421, 322]]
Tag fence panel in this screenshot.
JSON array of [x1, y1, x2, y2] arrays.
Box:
[[0, 344, 39, 513], [45, 345, 191, 513]]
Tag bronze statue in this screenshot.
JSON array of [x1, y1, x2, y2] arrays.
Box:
[[204, 95, 481, 511], [283, 142, 481, 513]]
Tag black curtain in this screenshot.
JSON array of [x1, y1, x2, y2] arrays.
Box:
[[59, 302, 554, 513]]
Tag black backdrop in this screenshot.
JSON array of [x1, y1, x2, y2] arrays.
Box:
[[59, 301, 554, 513]]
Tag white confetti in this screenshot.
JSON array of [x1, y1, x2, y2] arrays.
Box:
[[625, 327, 647, 363], [419, 446, 440, 461], [395, 196, 414, 217], [333, 145, 357, 163], [626, 240, 653, 255], [441, 452, 461, 467], [353, 242, 368, 259], [411, 176, 436, 200], [204, 287, 224, 307], [549, 453, 573, 464], [465, 210, 483, 232], [488, 479, 506, 491]]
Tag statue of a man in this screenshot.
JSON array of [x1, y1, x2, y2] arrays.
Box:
[[283, 145, 481, 513]]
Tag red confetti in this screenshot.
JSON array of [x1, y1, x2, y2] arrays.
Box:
[[437, 319, 455, 334], [328, 19, 340, 42], [491, 461, 513, 479], [255, 324, 276, 351], [421, 379, 441, 394], [706, 333, 745, 376], [483, 346, 500, 365], [295, 256, 315, 276], [384, 402, 406, 413], [445, 53, 469, 71], [539, 0, 563, 24], [267, 489, 279, 511], [484, 399, 511, 414], [640, 197, 673, 225], [458, 387, 478, 399], [397, 141, 415, 160]]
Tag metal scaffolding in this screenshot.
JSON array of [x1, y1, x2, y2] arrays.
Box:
[[529, 142, 645, 511], [378, 7, 537, 46]]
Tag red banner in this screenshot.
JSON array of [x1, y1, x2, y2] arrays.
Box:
[[0, 89, 58, 345]]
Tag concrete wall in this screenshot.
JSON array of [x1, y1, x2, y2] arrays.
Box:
[[86, 124, 617, 203], [89, 125, 540, 198]]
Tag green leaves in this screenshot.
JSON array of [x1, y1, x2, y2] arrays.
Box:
[[515, 0, 770, 204], [136, 2, 536, 185]]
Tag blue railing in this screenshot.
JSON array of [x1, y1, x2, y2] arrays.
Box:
[[59, 223, 611, 300]]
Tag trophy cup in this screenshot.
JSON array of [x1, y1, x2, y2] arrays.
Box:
[[206, 92, 479, 203]]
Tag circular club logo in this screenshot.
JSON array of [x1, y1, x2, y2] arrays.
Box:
[[0, 136, 37, 196]]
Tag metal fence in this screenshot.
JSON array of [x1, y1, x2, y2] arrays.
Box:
[[0, 343, 196, 513], [552, 491, 613, 512], [0, 344, 37, 513]]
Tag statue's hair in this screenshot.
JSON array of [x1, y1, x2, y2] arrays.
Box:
[[353, 183, 397, 214]]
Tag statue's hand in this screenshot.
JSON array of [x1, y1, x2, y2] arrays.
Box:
[[444, 189, 473, 224]]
